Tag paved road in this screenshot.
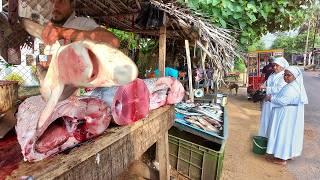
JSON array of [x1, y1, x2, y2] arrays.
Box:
[[288, 71, 320, 180]]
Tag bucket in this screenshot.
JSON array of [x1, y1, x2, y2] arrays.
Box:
[[215, 93, 228, 106], [252, 136, 268, 155]]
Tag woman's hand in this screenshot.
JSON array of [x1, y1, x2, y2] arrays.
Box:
[[264, 95, 271, 102], [260, 84, 266, 89]]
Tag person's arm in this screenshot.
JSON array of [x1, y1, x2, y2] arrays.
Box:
[[266, 76, 287, 95], [270, 85, 296, 106], [41, 23, 120, 48]]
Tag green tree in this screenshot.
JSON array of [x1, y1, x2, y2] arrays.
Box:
[[180, 0, 312, 48], [247, 40, 266, 52], [272, 33, 320, 54], [233, 57, 246, 73]]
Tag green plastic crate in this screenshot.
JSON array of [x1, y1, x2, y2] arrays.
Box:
[[169, 128, 225, 180]]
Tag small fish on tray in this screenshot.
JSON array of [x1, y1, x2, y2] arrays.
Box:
[[184, 116, 221, 133]]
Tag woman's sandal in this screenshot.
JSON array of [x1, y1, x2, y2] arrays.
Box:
[[265, 154, 274, 162], [272, 158, 287, 165]]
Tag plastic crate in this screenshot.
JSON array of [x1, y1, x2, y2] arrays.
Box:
[[169, 127, 225, 180]]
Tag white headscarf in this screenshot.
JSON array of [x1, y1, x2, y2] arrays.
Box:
[[273, 57, 289, 69], [286, 66, 308, 104]]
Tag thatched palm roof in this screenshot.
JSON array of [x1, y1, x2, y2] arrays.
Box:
[[2, 0, 238, 72]]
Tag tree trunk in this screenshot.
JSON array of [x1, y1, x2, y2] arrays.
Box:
[[304, 20, 311, 66]]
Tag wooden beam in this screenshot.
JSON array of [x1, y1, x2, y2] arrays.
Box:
[[185, 40, 194, 102], [158, 25, 167, 77]]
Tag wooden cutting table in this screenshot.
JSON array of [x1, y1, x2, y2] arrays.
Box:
[[6, 106, 174, 180]]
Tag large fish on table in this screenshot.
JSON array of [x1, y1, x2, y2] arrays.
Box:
[[15, 96, 112, 162], [22, 19, 138, 129]]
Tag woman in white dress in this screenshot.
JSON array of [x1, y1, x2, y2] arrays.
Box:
[[258, 57, 289, 137], [265, 66, 308, 165]]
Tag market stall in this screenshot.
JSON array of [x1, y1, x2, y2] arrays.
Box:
[[2, 106, 173, 180]]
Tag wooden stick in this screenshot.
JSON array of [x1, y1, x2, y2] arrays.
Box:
[[201, 41, 209, 80], [185, 40, 194, 102]]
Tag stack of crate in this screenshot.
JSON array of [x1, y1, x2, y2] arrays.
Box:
[[169, 106, 228, 180]]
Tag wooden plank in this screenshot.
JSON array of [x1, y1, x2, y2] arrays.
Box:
[[8, 106, 174, 180], [185, 40, 194, 102], [159, 21, 167, 77]]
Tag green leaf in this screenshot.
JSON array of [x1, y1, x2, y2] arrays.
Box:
[[247, 1, 257, 13], [222, 10, 232, 17], [219, 17, 227, 28], [233, 12, 242, 19], [260, 10, 267, 21], [240, 37, 248, 44], [246, 12, 257, 22], [239, 21, 247, 30], [208, 0, 220, 6]]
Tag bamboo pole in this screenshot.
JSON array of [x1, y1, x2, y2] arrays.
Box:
[[185, 40, 194, 102]]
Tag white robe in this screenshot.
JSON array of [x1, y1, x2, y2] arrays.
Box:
[[258, 71, 286, 137], [266, 81, 304, 160]]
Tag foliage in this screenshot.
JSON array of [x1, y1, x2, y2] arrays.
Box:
[[179, 0, 312, 48], [5, 73, 25, 85], [233, 57, 246, 73], [247, 40, 266, 52], [109, 29, 158, 54], [139, 39, 158, 54], [109, 29, 137, 49], [271, 32, 320, 54]]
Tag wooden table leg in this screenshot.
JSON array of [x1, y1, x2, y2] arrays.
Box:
[[157, 131, 170, 180]]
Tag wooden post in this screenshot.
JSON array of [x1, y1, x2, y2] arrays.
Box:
[[158, 25, 167, 76], [185, 40, 194, 102], [157, 131, 170, 180]]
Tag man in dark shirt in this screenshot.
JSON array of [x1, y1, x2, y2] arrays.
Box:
[[262, 57, 274, 82]]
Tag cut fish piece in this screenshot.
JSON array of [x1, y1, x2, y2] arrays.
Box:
[[15, 96, 111, 162], [89, 79, 150, 125]]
